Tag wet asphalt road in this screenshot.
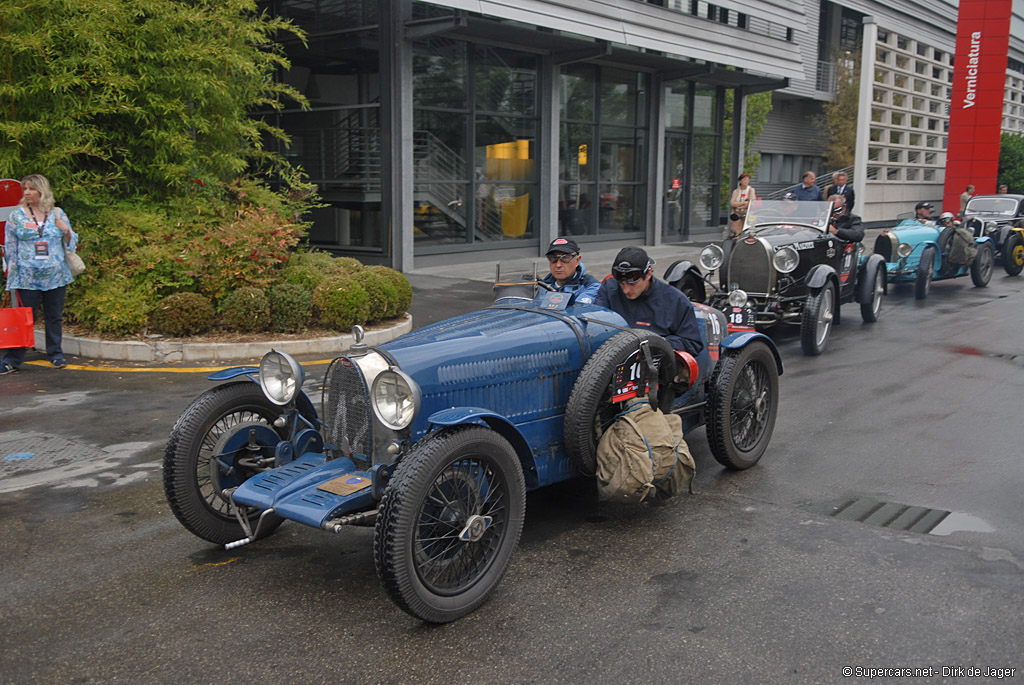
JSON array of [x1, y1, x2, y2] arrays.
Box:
[[1, 271, 1023, 683]]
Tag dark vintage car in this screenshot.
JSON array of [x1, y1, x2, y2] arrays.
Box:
[[664, 200, 886, 357], [962, 194, 1024, 276], [163, 279, 783, 623]]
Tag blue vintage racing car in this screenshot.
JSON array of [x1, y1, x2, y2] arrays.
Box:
[[163, 278, 783, 623], [872, 217, 995, 299]]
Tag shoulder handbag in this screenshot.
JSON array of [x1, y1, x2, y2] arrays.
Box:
[[65, 246, 86, 277], [0, 291, 35, 349]]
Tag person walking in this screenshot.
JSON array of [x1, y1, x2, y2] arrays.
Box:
[[960, 184, 975, 215], [1, 174, 79, 374], [727, 173, 756, 239]]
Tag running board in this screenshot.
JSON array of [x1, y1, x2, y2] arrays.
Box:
[[231, 453, 375, 528]]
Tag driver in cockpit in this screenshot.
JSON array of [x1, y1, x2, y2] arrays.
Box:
[[827, 194, 864, 242]]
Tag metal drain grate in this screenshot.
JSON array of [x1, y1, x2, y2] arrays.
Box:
[[827, 498, 950, 534]]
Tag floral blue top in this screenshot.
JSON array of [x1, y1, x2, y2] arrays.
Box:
[[4, 205, 79, 291]]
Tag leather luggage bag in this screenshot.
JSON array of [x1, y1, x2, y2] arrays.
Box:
[[0, 291, 34, 349]]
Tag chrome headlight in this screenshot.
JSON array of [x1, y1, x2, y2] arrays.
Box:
[[773, 246, 799, 274], [897, 242, 913, 258], [728, 289, 749, 307], [700, 244, 724, 271], [259, 349, 304, 406], [371, 369, 421, 431]]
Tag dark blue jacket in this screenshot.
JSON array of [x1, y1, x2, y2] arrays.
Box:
[[594, 276, 704, 356], [541, 263, 601, 304]]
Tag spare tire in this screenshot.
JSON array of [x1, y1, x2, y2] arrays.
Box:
[[564, 330, 678, 476]]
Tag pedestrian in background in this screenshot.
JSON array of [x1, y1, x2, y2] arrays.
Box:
[[960, 184, 975, 215], [998, 184, 1009, 194], [1, 174, 78, 375], [825, 171, 855, 213], [727, 173, 756, 239], [790, 171, 822, 201]]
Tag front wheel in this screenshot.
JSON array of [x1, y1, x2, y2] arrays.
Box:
[[163, 382, 298, 545], [915, 246, 935, 300], [374, 426, 526, 623], [800, 281, 835, 356], [1003, 233, 1024, 276], [860, 265, 884, 323], [971, 242, 994, 287], [707, 342, 779, 470]]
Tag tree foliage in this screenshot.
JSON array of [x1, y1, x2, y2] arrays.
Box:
[[0, 0, 305, 200], [998, 133, 1024, 193], [819, 48, 860, 171]]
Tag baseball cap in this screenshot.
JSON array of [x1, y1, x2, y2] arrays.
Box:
[[611, 246, 654, 274], [915, 201, 934, 211], [546, 237, 580, 255]]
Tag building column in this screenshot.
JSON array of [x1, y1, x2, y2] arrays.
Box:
[[853, 16, 877, 222], [731, 88, 748, 181], [539, 55, 559, 251], [380, 0, 414, 273], [648, 73, 666, 246]]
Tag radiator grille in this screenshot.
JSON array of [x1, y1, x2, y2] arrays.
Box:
[[728, 239, 772, 294], [873, 233, 893, 262], [323, 358, 371, 465]]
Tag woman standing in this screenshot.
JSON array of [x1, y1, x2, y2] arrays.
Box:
[[727, 173, 756, 239], [1, 174, 78, 374]]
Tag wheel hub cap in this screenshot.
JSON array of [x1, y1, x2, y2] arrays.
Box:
[[458, 515, 493, 542]]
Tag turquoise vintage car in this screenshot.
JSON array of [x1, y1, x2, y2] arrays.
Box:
[[872, 218, 995, 299]]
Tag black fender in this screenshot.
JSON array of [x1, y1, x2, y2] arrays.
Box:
[[663, 259, 707, 302], [855, 253, 888, 304], [805, 263, 839, 292]]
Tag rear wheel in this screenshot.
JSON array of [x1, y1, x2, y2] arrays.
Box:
[[707, 342, 779, 470], [915, 246, 934, 300], [1003, 233, 1024, 276], [971, 242, 994, 287], [800, 281, 835, 356], [860, 265, 884, 323], [374, 426, 526, 623]]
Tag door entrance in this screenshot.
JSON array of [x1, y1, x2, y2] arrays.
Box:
[[663, 134, 688, 242]]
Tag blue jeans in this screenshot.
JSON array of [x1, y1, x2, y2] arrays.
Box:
[[1, 287, 66, 368]]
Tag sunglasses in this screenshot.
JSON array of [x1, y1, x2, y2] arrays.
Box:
[[613, 269, 646, 285], [546, 253, 578, 264]]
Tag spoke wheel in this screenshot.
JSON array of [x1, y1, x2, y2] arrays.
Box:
[[800, 281, 835, 356], [860, 266, 884, 323], [163, 382, 310, 545], [375, 426, 526, 623], [707, 342, 779, 470], [915, 246, 934, 300]]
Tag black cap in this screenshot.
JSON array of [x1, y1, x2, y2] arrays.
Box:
[[612, 246, 653, 274], [915, 201, 934, 210], [546, 237, 580, 255]]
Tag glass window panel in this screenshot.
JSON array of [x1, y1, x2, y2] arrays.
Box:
[[476, 182, 534, 242], [868, 147, 881, 161], [598, 183, 644, 235], [413, 39, 467, 109], [688, 185, 716, 228], [309, 204, 382, 248], [906, 167, 919, 180], [891, 112, 904, 126], [690, 135, 717, 184], [414, 111, 468, 181], [664, 80, 690, 130], [560, 122, 594, 183], [600, 126, 643, 182], [887, 168, 901, 180], [893, 93, 905, 106], [600, 68, 644, 126], [923, 169, 935, 181], [413, 188, 469, 246], [908, 150, 920, 163], [693, 85, 717, 132], [475, 116, 536, 182], [558, 183, 595, 236], [475, 46, 536, 114], [562, 65, 595, 121], [888, 149, 901, 163], [866, 166, 879, 180]]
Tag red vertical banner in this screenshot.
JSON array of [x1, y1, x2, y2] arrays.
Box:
[[943, 0, 1012, 213]]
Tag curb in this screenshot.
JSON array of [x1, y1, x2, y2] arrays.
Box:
[[41, 315, 413, 363]]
